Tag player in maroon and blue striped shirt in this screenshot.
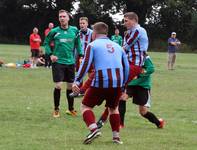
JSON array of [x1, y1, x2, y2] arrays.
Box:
[[76, 17, 93, 71], [123, 12, 149, 82], [72, 22, 129, 144]]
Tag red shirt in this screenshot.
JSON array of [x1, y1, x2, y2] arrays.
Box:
[[45, 28, 54, 47], [44, 28, 51, 37], [29, 33, 41, 49]]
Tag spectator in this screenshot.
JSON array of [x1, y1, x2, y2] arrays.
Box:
[[29, 27, 42, 68], [167, 32, 181, 70]]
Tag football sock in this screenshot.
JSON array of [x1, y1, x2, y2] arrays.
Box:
[[66, 89, 74, 111], [118, 100, 126, 125], [109, 114, 120, 132], [142, 111, 160, 127], [83, 110, 97, 132], [54, 88, 61, 110], [99, 108, 109, 122]]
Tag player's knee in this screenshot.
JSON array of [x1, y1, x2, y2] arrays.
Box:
[[55, 83, 62, 90], [80, 103, 92, 114], [109, 107, 119, 115]]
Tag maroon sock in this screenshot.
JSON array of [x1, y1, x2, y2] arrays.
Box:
[[109, 114, 120, 132], [83, 110, 97, 132], [100, 108, 109, 122]]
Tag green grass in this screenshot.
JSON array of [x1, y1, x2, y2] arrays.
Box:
[[0, 44, 197, 150]]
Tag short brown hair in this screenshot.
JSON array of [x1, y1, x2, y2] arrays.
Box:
[[93, 22, 108, 35], [58, 9, 70, 17], [80, 17, 89, 22], [124, 12, 138, 22]]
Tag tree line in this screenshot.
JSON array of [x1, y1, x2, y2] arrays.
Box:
[[0, 0, 196, 51]]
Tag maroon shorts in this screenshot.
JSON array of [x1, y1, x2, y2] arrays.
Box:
[[82, 87, 121, 109], [127, 64, 143, 83]]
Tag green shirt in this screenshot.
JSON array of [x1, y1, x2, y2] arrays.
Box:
[[44, 26, 83, 65], [128, 56, 155, 89], [111, 35, 123, 46]]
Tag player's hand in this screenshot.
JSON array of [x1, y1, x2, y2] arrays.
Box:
[[120, 92, 129, 101], [72, 83, 80, 94], [79, 57, 83, 65], [50, 55, 58, 62]]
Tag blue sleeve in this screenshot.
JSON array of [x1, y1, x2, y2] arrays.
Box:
[[168, 38, 173, 44], [122, 50, 129, 85]]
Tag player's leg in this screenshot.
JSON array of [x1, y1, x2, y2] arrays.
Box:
[[65, 82, 78, 116], [64, 64, 77, 116], [118, 92, 128, 128], [96, 107, 109, 129], [34, 51, 39, 68], [44, 53, 49, 67], [138, 89, 165, 128], [51, 63, 65, 117], [139, 106, 164, 128], [171, 53, 176, 70], [81, 87, 102, 144], [107, 88, 123, 144], [167, 53, 171, 70], [31, 50, 36, 68], [168, 53, 174, 70], [109, 107, 123, 144], [52, 82, 62, 117]]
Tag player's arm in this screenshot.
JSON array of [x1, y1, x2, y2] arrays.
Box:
[[111, 35, 114, 41], [44, 30, 54, 55], [76, 30, 84, 58], [168, 38, 176, 46], [139, 56, 155, 77], [122, 49, 130, 84], [74, 45, 93, 85], [120, 36, 123, 46], [176, 39, 181, 45], [33, 37, 41, 42], [123, 29, 140, 52]]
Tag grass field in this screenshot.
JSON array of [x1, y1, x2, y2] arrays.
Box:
[[0, 44, 197, 150]]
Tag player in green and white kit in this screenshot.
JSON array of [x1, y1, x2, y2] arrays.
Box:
[[44, 9, 84, 118], [118, 54, 165, 128], [111, 28, 123, 46]]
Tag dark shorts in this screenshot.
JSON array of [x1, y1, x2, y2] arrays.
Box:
[[31, 49, 39, 58], [52, 63, 75, 83], [126, 86, 150, 106], [82, 87, 121, 109]]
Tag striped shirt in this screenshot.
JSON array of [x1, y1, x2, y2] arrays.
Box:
[[75, 36, 129, 88], [80, 28, 93, 52], [123, 24, 148, 66]]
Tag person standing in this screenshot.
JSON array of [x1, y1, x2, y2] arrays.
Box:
[[95, 12, 149, 129], [44, 22, 54, 68], [29, 27, 42, 68], [118, 54, 165, 129], [72, 22, 129, 144], [111, 28, 123, 46], [123, 12, 149, 81], [167, 32, 181, 70], [74, 17, 93, 72], [44, 9, 83, 118]]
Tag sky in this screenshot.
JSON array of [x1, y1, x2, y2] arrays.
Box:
[[71, 1, 123, 22]]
